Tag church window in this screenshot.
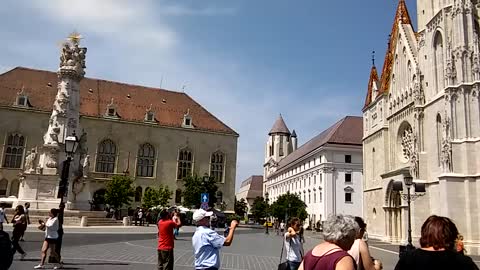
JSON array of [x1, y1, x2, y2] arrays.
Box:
[[136, 143, 155, 177], [303, 192, 306, 202], [210, 152, 225, 182], [177, 149, 193, 180], [319, 190, 323, 203], [95, 139, 117, 173], [9, 179, 19, 197], [279, 135, 284, 156], [3, 134, 25, 168], [433, 31, 445, 92], [308, 191, 311, 204], [0, 179, 7, 196], [314, 175, 316, 185], [135, 186, 142, 202], [175, 189, 182, 204], [269, 144, 274, 156], [314, 192, 316, 203]]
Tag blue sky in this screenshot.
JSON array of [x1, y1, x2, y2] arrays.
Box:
[[0, 0, 416, 189]]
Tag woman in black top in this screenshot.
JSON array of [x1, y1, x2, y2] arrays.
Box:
[[395, 215, 478, 270]]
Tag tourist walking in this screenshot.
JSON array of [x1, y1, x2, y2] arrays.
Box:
[[34, 208, 61, 269], [192, 209, 239, 270], [394, 215, 478, 270], [134, 207, 139, 226], [157, 209, 181, 270], [138, 209, 144, 226], [280, 220, 285, 234], [0, 203, 8, 231], [283, 217, 304, 270], [348, 216, 376, 270], [21, 202, 31, 241], [11, 205, 27, 260], [299, 214, 357, 270], [172, 210, 180, 240]]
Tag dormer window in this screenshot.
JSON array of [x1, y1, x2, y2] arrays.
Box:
[[15, 87, 30, 107], [182, 109, 193, 128], [104, 98, 119, 119], [144, 104, 156, 123]]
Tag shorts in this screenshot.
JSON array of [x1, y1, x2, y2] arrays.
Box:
[[45, 238, 57, 244]]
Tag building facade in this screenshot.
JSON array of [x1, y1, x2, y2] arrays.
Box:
[[363, 0, 480, 253], [235, 175, 263, 214], [0, 35, 238, 210], [264, 115, 363, 226]]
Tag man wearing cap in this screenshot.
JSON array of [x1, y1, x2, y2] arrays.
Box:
[[192, 209, 239, 270]]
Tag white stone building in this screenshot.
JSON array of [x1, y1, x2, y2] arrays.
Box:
[[363, 0, 480, 253], [264, 115, 363, 226], [235, 175, 263, 214]]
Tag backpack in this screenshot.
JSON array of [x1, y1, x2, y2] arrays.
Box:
[[0, 230, 14, 270]]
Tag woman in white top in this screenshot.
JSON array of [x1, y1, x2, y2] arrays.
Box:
[[348, 216, 376, 270], [284, 217, 304, 270], [34, 208, 61, 269]]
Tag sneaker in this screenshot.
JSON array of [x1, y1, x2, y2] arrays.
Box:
[[33, 265, 45, 269], [21, 253, 27, 260], [53, 263, 63, 269]]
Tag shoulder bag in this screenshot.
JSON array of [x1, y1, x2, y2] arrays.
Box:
[[278, 235, 292, 270]]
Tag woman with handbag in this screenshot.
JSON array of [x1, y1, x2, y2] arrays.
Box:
[[298, 214, 357, 270], [34, 208, 61, 269], [11, 205, 27, 260], [283, 218, 304, 270]]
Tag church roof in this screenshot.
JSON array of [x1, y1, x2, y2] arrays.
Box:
[[0, 67, 238, 136], [364, 0, 414, 110], [363, 65, 380, 108], [269, 114, 291, 135], [271, 116, 363, 177]]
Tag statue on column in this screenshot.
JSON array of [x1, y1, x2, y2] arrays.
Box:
[[440, 113, 453, 173], [24, 147, 38, 173], [401, 127, 419, 178]]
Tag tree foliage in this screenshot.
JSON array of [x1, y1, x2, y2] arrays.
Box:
[[234, 198, 248, 217], [270, 192, 307, 222], [182, 174, 218, 208], [104, 175, 135, 209], [142, 185, 173, 209], [251, 196, 268, 222]]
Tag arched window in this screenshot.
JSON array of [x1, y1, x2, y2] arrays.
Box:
[[436, 114, 442, 166], [0, 179, 7, 197], [9, 179, 20, 197], [177, 149, 193, 180], [175, 189, 182, 204], [3, 134, 25, 168], [210, 152, 225, 182], [137, 143, 155, 177], [135, 186, 143, 202], [95, 139, 117, 173], [434, 31, 445, 92]]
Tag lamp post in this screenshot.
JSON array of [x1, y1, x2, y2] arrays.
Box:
[[393, 173, 425, 256], [265, 192, 269, 234], [53, 132, 78, 262]]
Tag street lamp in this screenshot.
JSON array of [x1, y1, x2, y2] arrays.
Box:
[[53, 132, 78, 262], [265, 192, 269, 234], [393, 173, 425, 256]]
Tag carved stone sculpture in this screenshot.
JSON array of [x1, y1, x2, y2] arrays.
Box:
[[82, 154, 90, 178], [401, 127, 419, 178], [24, 147, 38, 173]]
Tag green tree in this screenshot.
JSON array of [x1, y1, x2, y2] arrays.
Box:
[[250, 196, 268, 222], [182, 174, 218, 208], [234, 198, 248, 217], [270, 192, 307, 222], [142, 185, 173, 209], [104, 175, 135, 209]]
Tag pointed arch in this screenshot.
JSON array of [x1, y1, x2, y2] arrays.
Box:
[[0, 179, 7, 197], [433, 31, 445, 93], [95, 139, 117, 173], [3, 133, 26, 168], [210, 151, 225, 182], [9, 179, 20, 197], [135, 186, 143, 202], [137, 143, 155, 177], [436, 114, 443, 166], [177, 148, 193, 180]]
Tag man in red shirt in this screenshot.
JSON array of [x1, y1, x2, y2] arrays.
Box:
[[157, 209, 181, 270]]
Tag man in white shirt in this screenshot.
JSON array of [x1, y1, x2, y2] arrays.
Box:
[[0, 203, 8, 231]]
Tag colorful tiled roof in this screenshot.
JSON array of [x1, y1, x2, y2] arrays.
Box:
[[363, 65, 380, 109], [0, 67, 238, 135], [271, 116, 363, 177], [364, 0, 414, 109]]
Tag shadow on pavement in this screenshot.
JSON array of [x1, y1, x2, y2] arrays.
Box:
[[65, 262, 129, 266]]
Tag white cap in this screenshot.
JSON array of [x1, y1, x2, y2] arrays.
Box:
[[193, 209, 213, 222]]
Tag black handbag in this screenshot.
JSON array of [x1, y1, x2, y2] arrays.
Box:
[[278, 237, 291, 270]]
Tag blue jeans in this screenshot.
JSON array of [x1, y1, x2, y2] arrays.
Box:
[[288, 261, 301, 270]]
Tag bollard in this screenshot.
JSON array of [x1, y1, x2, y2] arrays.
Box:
[[80, 216, 88, 227], [123, 216, 130, 226]]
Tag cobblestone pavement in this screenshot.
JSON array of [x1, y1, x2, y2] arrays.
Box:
[[9, 226, 480, 270]]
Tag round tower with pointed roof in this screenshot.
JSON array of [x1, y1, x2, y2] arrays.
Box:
[[264, 114, 294, 178]]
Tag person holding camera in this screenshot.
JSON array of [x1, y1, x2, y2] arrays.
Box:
[[192, 209, 239, 270], [34, 208, 61, 269]]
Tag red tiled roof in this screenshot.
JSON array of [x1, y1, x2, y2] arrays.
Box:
[[0, 67, 238, 135], [364, 0, 414, 109], [271, 116, 363, 177]]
